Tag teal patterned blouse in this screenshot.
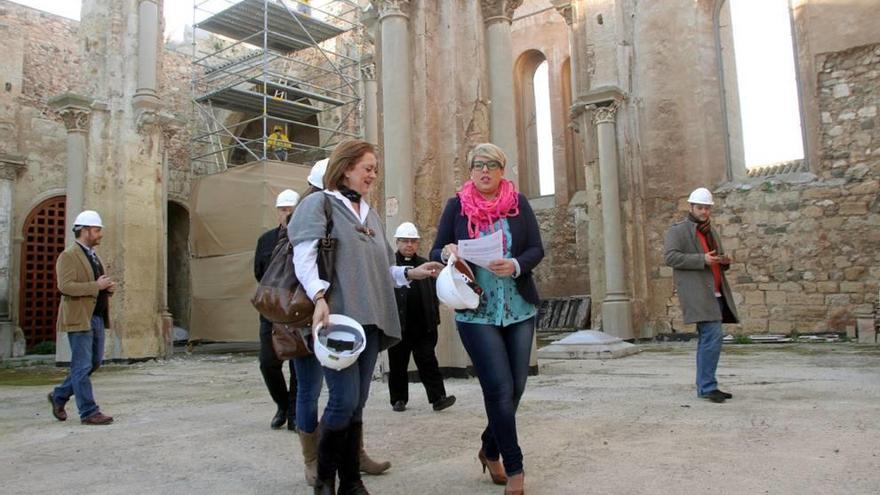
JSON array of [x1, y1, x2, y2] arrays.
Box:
[[455, 219, 537, 326]]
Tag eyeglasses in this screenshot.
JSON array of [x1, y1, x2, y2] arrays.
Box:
[[470, 160, 502, 171]]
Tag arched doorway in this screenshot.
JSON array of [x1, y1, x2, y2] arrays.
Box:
[[167, 201, 191, 331], [18, 195, 66, 349]]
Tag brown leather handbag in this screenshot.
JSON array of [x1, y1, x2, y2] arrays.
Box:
[[271, 323, 310, 360], [251, 195, 336, 327]]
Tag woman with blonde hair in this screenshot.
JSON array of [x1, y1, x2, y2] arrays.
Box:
[[431, 142, 544, 495], [288, 139, 441, 495]]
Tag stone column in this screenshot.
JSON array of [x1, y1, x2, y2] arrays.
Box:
[[133, 0, 160, 110], [362, 61, 379, 147], [377, 0, 413, 238], [0, 156, 25, 358], [590, 99, 634, 339], [481, 0, 523, 182], [49, 94, 93, 244], [49, 94, 93, 363]]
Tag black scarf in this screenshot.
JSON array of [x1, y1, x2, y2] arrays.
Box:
[[688, 213, 717, 252], [338, 185, 362, 203]]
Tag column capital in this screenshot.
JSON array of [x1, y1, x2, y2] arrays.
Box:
[[588, 101, 620, 125], [361, 61, 377, 81], [550, 0, 573, 25], [571, 85, 626, 122], [372, 0, 411, 20], [0, 154, 26, 181], [48, 93, 94, 133], [481, 0, 524, 25]]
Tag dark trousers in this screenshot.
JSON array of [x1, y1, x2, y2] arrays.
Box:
[[457, 317, 534, 476], [259, 319, 297, 416], [387, 326, 446, 405]]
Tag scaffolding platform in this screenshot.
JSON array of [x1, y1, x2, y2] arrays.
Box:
[[247, 77, 346, 106], [196, 0, 347, 52], [196, 85, 322, 121]]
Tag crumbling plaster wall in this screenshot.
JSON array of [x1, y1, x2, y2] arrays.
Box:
[[0, 1, 83, 335], [1, 0, 192, 357], [510, 0, 589, 298], [402, 0, 489, 252]]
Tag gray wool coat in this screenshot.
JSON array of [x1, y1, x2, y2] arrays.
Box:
[[288, 191, 402, 351], [664, 218, 740, 325]]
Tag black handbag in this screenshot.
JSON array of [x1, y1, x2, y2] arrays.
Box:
[[251, 194, 336, 327]]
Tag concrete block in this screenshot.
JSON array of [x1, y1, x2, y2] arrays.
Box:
[[856, 317, 876, 343], [0, 321, 12, 359]]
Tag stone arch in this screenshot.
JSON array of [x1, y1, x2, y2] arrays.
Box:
[[514, 49, 551, 199], [714, 0, 809, 178], [18, 195, 66, 349], [167, 200, 191, 332]]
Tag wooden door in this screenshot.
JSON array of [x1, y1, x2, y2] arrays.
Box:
[[19, 196, 66, 349]]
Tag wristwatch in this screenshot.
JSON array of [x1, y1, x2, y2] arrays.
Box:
[[404, 266, 412, 280]]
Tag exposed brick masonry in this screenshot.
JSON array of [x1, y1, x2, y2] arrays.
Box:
[[656, 43, 879, 335]]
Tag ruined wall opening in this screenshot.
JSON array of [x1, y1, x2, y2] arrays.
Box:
[[515, 49, 554, 198], [167, 201, 190, 332], [229, 114, 320, 165], [717, 0, 806, 176]]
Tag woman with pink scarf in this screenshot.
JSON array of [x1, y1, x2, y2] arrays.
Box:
[[431, 143, 544, 495]]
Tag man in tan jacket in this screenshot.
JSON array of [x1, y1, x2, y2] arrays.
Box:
[[48, 210, 116, 425]]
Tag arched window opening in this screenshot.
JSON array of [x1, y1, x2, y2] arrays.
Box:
[[534, 61, 555, 196], [724, 0, 805, 171]]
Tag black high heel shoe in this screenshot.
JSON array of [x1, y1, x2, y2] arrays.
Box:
[[478, 448, 507, 485]]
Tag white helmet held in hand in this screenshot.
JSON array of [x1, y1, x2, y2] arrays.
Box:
[[393, 222, 420, 239], [73, 210, 103, 228], [308, 159, 329, 189], [275, 189, 300, 207], [687, 187, 714, 205], [313, 314, 366, 370], [436, 254, 482, 310]]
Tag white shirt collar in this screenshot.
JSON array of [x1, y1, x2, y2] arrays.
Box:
[[324, 189, 370, 224]]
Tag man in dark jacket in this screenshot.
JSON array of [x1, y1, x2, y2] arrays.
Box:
[[387, 222, 456, 412], [664, 187, 739, 404], [254, 189, 300, 429]]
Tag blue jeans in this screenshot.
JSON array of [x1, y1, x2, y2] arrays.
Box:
[[319, 326, 380, 431], [457, 317, 534, 476], [53, 316, 105, 420], [696, 319, 723, 396], [293, 352, 324, 433]]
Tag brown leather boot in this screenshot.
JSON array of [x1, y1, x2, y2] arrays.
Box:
[[298, 429, 319, 486], [356, 423, 390, 475]]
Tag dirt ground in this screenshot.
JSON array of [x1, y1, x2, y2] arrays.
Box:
[[1, 343, 879, 495]]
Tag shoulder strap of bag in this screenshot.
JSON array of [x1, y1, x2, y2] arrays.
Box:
[[322, 193, 334, 239]]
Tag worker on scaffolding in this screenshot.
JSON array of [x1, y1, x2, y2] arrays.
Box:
[[268, 125, 293, 162], [295, 0, 311, 16]]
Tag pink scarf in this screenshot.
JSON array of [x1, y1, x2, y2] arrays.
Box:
[[457, 179, 520, 240]]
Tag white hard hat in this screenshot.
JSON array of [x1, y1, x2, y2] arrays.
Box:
[[687, 187, 714, 206], [73, 210, 103, 228], [436, 254, 482, 310], [275, 189, 300, 207], [313, 314, 366, 370], [308, 159, 328, 189], [393, 222, 420, 239]]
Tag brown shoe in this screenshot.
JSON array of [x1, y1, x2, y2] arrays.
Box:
[[48, 392, 67, 421], [81, 412, 114, 425]]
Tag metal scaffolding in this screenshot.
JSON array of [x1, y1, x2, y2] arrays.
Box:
[[191, 0, 364, 172]]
